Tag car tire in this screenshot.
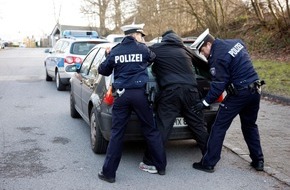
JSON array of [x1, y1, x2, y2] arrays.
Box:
[[90, 109, 108, 154], [70, 91, 81, 118], [56, 71, 66, 91], [45, 70, 53, 81], [206, 119, 214, 133]]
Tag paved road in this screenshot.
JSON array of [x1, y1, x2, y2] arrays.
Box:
[[224, 98, 290, 186], [0, 48, 290, 189]]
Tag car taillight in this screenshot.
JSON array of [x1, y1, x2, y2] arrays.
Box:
[[65, 56, 82, 64], [103, 86, 114, 106], [215, 92, 225, 102]]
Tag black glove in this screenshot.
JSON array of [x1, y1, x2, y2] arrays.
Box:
[[192, 101, 209, 113]]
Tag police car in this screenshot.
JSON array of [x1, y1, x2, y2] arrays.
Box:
[[106, 34, 125, 42], [69, 42, 223, 154], [44, 31, 109, 91]]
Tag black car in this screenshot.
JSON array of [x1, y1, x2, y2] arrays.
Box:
[[69, 42, 223, 154]]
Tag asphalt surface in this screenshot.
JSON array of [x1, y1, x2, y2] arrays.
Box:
[[1, 48, 289, 189], [224, 95, 290, 187]]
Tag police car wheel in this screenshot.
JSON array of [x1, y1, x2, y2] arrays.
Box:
[[45, 69, 52, 81], [90, 109, 108, 154], [55, 71, 66, 91]]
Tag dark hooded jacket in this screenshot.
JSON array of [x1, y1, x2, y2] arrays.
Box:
[[149, 31, 198, 89]]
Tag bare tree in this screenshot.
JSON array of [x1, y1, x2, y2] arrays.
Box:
[[273, 0, 290, 28], [78, 0, 289, 40], [113, 0, 122, 29], [134, 0, 200, 38], [267, 0, 281, 28], [183, 0, 248, 35], [80, 0, 110, 36], [250, 0, 266, 25], [108, 0, 136, 33], [52, 0, 62, 24], [287, 0, 290, 22]]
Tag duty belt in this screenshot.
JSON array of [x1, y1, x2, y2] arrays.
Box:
[[227, 80, 265, 95], [236, 80, 265, 91]]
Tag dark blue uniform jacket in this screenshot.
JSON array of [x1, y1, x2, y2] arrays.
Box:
[[205, 39, 259, 104], [98, 36, 156, 89]]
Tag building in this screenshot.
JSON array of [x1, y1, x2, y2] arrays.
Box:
[[49, 23, 100, 47]]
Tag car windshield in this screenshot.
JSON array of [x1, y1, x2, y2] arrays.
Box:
[[71, 42, 102, 55]]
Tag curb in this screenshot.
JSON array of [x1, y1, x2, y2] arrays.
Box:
[[223, 93, 290, 187], [223, 143, 290, 187], [262, 92, 290, 106]]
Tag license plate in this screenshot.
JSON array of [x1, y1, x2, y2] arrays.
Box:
[[173, 117, 188, 128]]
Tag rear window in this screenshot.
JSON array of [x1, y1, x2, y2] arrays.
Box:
[[71, 41, 105, 55], [182, 37, 197, 47], [183, 41, 195, 47]]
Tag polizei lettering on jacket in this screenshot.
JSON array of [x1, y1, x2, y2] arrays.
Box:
[[228, 42, 244, 57], [115, 54, 143, 63]]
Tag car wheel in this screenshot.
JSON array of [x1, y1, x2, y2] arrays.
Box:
[[56, 71, 66, 91], [90, 109, 108, 154], [45, 69, 53, 81], [206, 119, 214, 133], [70, 90, 81, 118]]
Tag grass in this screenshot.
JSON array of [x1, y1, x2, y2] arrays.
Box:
[[253, 60, 290, 98]]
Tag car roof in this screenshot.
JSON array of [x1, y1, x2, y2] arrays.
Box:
[[92, 42, 156, 50], [182, 36, 197, 41], [59, 37, 109, 43], [62, 30, 99, 38], [93, 42, 119, 48], [105, 34, 125, 43]]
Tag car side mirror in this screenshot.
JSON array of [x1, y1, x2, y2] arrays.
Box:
[[44, 48, 51, 53]]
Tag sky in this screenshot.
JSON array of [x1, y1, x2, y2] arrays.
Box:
[[0, 0, 90, 41]]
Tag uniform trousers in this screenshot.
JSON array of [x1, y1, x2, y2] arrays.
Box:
[[102, 88, 166, 178], [201, 88, 264, 167], [156, 84, 208, 150]]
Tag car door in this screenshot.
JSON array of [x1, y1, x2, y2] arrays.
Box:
[[57, 40, 70, 73], [72, 48, 100, 120], [81, 47, 106, 122], [45, 40, 64, 77]]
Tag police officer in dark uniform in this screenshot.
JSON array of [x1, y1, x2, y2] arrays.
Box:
[[141, 30, 209, 169], [191, 29, 264, 173], [97, 23, 166, 183]]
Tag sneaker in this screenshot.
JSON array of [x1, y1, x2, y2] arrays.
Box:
[[139, 162, 158, 174]]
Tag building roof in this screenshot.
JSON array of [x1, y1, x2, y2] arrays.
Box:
[[50, 23, 99, 37]]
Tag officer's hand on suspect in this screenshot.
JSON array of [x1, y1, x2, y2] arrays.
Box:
[[192, 101, 209, 113], [105, 47, 111, 57]]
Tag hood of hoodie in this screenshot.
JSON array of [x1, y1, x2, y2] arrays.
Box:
[[161, 31, 184, 46]]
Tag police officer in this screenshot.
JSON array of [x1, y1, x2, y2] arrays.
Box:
[[191, 29, 264, 173], [97, 23, 166, 183], [141, 30, 209, 169]]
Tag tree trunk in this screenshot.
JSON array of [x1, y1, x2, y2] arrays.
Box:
[[113, 0, 122, 29], [250, 0, 266, 26]]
